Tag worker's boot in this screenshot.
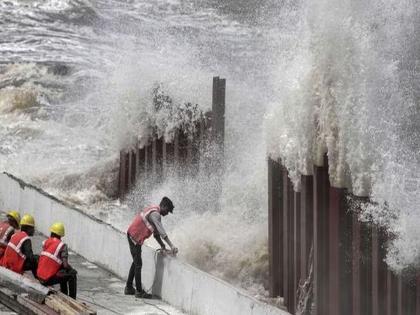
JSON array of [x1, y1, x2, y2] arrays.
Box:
[[124, 286, 136, 295], [135, 290, 153, 299]]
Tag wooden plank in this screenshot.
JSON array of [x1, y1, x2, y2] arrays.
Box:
[[45, 296, 79, 315], [0, 267, 49, 303], [0, 288, 37, 315], [16, 295, 58, 315], [55, 292, 96, 314]]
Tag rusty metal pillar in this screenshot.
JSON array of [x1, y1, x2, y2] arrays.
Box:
[[268, 158, 283, 297], [138, 146, 145, 176], [212, 76, 225, 150], [386, 270, 398, 315], [288, 179, 296, 313], [372, 226, 387, 315], [326, 187, 352, 315], [352, 212, 361, 315], [328, 187, 340, 315], [294, 190, 301, 312], [146, 142, 153, 176], [118, 150, 128, 197], [152, 138, 157, 175], [314, 158, 329, 315], [300, 175, 313, 280], [127, 150, 133, 191], [360, 221, 373, 315], [174, 129, 180, 167], [416, 274, 420, 315], [283, 169, 294, 311], [155, 137, 163, 178], [130, 149, 137, 185]]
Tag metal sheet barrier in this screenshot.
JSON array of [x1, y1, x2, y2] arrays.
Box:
[[268, 157, 419, 315]]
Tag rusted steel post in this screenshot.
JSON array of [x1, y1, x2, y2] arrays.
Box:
[[372, 226, 387, 315], [300, 175, 314, 280], [268, 158, 283, 297], [146, 142, 153, 176], [212, 76, 226, 149], [360, 221, 373, 315], [127, 150, 133, 191], [130, 149, 137, 185], [340, 196, 353, 315], [283, 169, 293, 310], [138, 146, 145, 176], [398, 276, 403, 315], [118, 150, 128, 197], [416, 274, 420, 315], [294, 190, 301, 312], [352, 213, 361, 315], [152, 138, 157, 175], [313, 157, 329, 315], [287, 178, 296, 313], [174, 129, 180, 166], [155, 137, 163, 179], [387, 271, 398, 315], [328, 187, 344, 315]]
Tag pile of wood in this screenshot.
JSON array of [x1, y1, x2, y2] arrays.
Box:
[[0, 267, 96, 315]]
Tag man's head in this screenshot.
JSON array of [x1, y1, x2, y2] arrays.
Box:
[[50, 222, 65, 239], [159, 197, 174, 216], [7, 210, 20, 229], [20, 214, 35, 236]]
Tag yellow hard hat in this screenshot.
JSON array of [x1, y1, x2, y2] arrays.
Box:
[[50, 222, 65, 237], [7, 210, 20, 225], [20, 214, 35, 227]]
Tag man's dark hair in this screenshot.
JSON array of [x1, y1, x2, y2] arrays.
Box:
[[160, 197, 174, 213]]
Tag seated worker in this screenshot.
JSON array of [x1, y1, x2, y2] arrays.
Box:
[[0, 210, 20, 259], [37, 222, 77, 299], [125, 196, 178, 298], [2, 214, 38, 277]]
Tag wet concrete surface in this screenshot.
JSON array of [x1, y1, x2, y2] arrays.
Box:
[[17, 233, 188, 315]]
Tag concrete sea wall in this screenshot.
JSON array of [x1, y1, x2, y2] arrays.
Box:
[[0, 172, 289, 315]]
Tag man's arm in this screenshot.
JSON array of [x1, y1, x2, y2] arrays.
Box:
[[21, 239, 35, 264], [153, 233, 166, 249], [60, 244, 72, 269], [148, 212, 178, 254]]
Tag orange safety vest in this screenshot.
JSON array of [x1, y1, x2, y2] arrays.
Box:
[[37, 237, 65, 282], [1, 231, 29, 274], [0, 221, 14, 257], [127, 205, 160, 245]]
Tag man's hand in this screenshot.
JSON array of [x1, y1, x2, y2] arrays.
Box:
[[171, 247, 179, 256]]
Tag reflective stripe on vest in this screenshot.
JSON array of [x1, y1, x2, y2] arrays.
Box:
[[2, 231, 29, 273], [0, 222, 14, 247], [8, 235, 29, 259], [37, 238, 65, 282], [40, 241, 64, 265]]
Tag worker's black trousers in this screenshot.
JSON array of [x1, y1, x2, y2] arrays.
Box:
[[127, 234, 143, 292], [43, 268, 77, 299]]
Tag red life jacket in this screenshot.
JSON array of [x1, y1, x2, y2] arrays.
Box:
[[0, 221, 14, 257], [37, 237, 65, 282], [127, 205, 160, 245], [1, 231, 29, 274]]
